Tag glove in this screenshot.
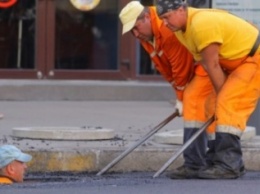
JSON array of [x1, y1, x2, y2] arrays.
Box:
[[175, 99, 183, 116]]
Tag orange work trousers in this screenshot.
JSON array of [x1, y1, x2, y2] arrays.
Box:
[[183, 65, 215, 137], [183, 53, 260, 139]]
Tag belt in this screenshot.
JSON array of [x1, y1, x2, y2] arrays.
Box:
[[249, 33, 260, 56]]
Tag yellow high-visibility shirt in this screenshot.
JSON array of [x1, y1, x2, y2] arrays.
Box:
[[175, 7, 259, 65]]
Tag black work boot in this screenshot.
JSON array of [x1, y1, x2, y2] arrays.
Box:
[[166, 165, 200, 179], [198, 132, 246, 179], [167, 128, 208, 179], [205, 140, 215, 167]]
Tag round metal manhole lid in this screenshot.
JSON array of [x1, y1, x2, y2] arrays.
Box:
[[12, 126, 115, 140]]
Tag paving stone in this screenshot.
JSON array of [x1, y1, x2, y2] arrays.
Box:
[[153, 126, 256, 145], [152, 129, 183, 145], [241, 126, 256, 141]]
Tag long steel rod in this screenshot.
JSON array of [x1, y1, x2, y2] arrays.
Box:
[[153, 116, 214, 178], [96, 111, 179, 176]]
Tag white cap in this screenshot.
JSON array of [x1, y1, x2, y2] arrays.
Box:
[[119, 1, 144, 35], [0, 145, 32, 168]]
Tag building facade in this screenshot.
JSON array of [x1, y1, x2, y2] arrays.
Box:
[[0, 0, 159, 80], [0, 0, 258, 80]]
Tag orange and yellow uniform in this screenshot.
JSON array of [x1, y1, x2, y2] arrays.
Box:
[[0, 176, 13, 184], [140, 7, 206, 101], [175, 7, 260, 138]]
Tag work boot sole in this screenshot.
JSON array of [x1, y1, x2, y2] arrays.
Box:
[[198, 165, 243, 179], [166, 166, 199, 179], [167, 173, 199, 179]]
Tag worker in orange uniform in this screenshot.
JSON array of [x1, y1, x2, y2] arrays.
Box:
[[156, 0, 260, 179], [119, 1, 213, 179], [0, 145, 32, 184]]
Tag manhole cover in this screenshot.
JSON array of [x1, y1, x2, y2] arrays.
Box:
[[12, 126, 115, 140]]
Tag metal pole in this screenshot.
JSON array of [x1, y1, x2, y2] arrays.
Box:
[[96, 111, 179, 176], [17, 19, 23, 68], [153, 116, 214, 178]]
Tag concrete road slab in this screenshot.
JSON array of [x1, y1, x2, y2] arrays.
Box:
[[153, 126, 256, 145]]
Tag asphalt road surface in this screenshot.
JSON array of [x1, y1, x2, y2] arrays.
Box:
[[1, 171, 260, 194]]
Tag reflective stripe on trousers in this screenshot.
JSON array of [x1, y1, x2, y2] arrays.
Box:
[[183, 73, 215, 139], [183, 54, 260, 138], [215, 54, 260, 137]]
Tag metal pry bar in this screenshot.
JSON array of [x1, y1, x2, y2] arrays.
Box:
[[153, 116, 214, 178], [96, 111, 179, 176]]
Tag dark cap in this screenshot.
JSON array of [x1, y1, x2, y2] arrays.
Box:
[[156, 0, 185, 16]]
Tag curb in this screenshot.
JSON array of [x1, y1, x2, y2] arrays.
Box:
[[26, 144, 260, 173], [0, 80, 173, 101], [26, 147, 184, 173]]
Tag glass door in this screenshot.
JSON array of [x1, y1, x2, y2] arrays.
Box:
[[0, 0, 172, 81], [45, 0, 132, 80], [0, 0, 42, 78]]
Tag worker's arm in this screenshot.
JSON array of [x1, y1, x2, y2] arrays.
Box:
[[201, 43, 226, 93]]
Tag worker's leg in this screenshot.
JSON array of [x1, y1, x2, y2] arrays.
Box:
[[199, 55, 260, 179], [167, 74, 214, 179]]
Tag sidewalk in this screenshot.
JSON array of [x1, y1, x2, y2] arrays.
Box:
[[0, 100, 260, 173]]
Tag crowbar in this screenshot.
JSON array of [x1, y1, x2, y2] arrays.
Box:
[[96, 111, 179, 176], [153, 116, 214, 178]]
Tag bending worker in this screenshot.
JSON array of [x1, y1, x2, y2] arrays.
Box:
[[0, 144, 32, 184], [119, 1, 213, 179], [156, 0, 260, 179]]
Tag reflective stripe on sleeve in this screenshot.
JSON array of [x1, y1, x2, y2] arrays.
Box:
[[176, 85, 186, 91], [158, 50, 163, 57], [150, 51, 156, 58]]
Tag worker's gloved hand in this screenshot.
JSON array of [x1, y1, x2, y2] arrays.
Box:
[[175, 99, 183, 116]]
